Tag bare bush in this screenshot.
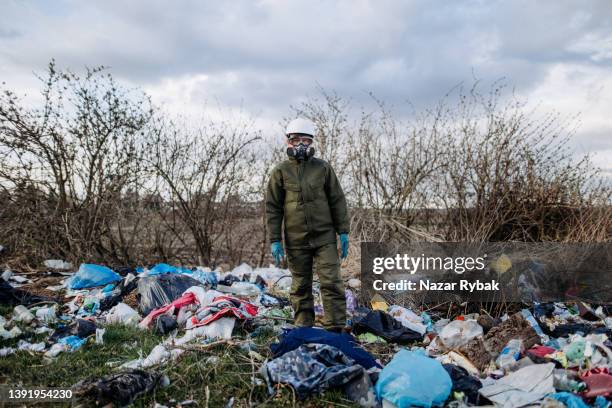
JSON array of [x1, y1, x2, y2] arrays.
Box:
[[0, 61, 153, 265], [143, 117, 262, 266]]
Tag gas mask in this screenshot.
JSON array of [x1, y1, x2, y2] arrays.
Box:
[[286, 135, 315, 160], [286, 142, 315, 160]]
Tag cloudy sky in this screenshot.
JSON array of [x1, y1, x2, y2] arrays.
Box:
[[1, 0, 611, 174]]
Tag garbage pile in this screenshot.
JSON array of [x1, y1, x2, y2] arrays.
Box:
[[1, 260, 612, 407]]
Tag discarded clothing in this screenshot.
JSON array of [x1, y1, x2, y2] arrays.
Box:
[[581, 368, 612, 398], [375, 348, 452, 408], [0, 279, 54, 306], [262, 344, 367, 400], [352, 310, 422, 344], [68, 264, 121, 289], [550, 323, 594, 338], [443, 364, 482, 405], [479, 362, 555, 408], [190, 295, 258, 327], [137, 274, 201, 315], [72, 369, 166, 406], [270, 327, 380, 369]]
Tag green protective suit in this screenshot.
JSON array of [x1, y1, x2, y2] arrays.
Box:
[[265, 156, 349, 328]]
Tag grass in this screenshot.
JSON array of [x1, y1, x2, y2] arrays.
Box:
[[0, 321, 359, 407]]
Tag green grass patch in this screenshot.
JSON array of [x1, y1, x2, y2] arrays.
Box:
[[0, 323, 359, 407]]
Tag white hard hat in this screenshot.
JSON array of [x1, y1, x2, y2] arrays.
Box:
[[285, 118, 316, 138]]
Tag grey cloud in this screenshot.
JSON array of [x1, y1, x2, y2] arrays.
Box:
[[0, 0, 611, 157]]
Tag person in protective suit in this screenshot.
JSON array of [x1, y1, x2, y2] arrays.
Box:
[[266, 117, 350, 331]]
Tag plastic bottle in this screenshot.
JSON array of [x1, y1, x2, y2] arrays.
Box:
[[496, 339, 524, 370]]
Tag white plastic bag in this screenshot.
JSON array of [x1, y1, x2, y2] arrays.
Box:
[[106, 302, 140, 326], [175, 317, 235, 345], [13, 305, 34, 324], [439, 319, 483, 349]]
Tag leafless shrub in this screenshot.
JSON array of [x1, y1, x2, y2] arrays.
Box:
[[0, 60, 153, 265], [142, 116, 262, 266]]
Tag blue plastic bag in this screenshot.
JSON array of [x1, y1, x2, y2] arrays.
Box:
[[147, 263, 192, 275], [58, 335, 86, 351], [375, 348, 452, 407], [190, 270, 218, 288], [68, 264, 121, 289]]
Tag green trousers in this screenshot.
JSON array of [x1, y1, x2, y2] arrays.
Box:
[[286, 242, 346, 329]]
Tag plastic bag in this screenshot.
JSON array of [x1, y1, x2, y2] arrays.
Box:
[[352, 310, 422, 344], [375, 348, 452, 407], [439, 319, 483, 349], [35, 305, 57, 322], [175, 317, 235, 344], [146, 263, 192, 275], [388, 305, 427, 335], [107, 302, 140, 325], [137, 274, 201, 315], [68, 264, 121, 289], [13, 305, 34, 323], [72, 369, 166, 407]]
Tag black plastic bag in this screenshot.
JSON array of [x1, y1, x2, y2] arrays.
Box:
[[352, 310, 422, 344], [100, 275, 139, 311], [50, 319, 97, 343], [0, 279, 55, 306], [155, 315, 177, 335], [443, 363, 483, 404], [136, 274, 201, 315], [72, 369, 164, 407]]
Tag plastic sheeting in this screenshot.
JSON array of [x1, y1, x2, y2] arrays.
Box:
[[136, 274, 201, 315], [375, 348, 452, 408]]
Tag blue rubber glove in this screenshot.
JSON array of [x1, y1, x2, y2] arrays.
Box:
[[339, 233, 349, 259], [271, 241, 284, 265]]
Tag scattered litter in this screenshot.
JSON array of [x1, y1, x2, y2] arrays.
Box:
[[44, 259, 73, 270], [376, 348, 452, 408], [479, 362, 555, 407], [68, 263, 121, 289], [353, 310, 422, 344], [262, 343, 369, 402], [72, 369, 168, 406], [439, 319, 483, 350]]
